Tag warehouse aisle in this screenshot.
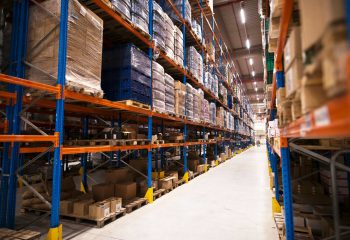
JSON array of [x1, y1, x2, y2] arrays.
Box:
[[62, 146, 278, 240]]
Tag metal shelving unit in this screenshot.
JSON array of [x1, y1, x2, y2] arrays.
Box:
[[266, 1, 350, 239], [0, 0, 254, 237]]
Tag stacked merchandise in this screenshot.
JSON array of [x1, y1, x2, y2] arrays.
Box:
[[110, 0, 131, 20], [165, 73, 175, 114], [186, 83, 194, 120], [187, 47, 203, 82], [131, 0, 149, 34], [27, 0, 104, 97], [163, 0, 191, 24], [153, 2, 166, 50], [193, 89, 201, 122], [191, 19, 202, 40], [209, 102, 216, 125], [102, 43, 151, 104], [152, 61, 165, 112], [175, 81, 186, 116], [174, 26, 184, 66], [202, 99, 210, 123], [164, 13, 175, 60]]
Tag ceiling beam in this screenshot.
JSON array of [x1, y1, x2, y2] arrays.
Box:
[[214, 0, 241, 8], [229, 44, 263, 59]]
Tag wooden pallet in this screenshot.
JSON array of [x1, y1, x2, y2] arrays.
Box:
[[22, 207, 126, 228], [0, 228, 41, 240], [153, 188, 166, 201], [124, 198, 148, 213], [118, 100, 150, 110]]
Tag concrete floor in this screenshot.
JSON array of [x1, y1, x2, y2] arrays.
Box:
[[18, 145, 279, 240]]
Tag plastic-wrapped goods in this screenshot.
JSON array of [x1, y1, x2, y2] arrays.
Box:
[[152, 61, 165, 112], [202, 99, 210, 123], [27, 0, 103, 97], [102, 43, 151, 104], [131, 0, 149, 34], [175, 81, 186, 116], [174, 26, 184, 66], [165, 73, 175, 114], [153, 1, 166, 50], [193, 89, 201, 122], [186, 83, 194, 120], [187, 47, 203, 82], [163, 0, 191, 24], [164, 13, 175, 60], [209, 102, 216, 125], [110, 0, 131, 20]]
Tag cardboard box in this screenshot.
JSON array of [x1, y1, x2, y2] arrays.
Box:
[[106, 197, 122, 213], [73, 199, 94, 217], [60, 200, 74, 214], [89, 201, 110, 220], [92, 183, 115, 202], [114, 182, 137, 201], [105, 168, 131, 183], [284, 27, 302, 70], [299, 0, 345, 51], [285, 58, 303, 99], [301, 74, 326, 114], [159, 177, 173, 190]]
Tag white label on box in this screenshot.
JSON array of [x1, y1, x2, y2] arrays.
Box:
[[314, 106, 330, 127], [104, 207, 110, 217]]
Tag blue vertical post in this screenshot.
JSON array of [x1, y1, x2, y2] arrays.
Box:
[[281, 138, 294, 240], [145, 0, 154, 203], [80, 117, 88, 192], [6, 0, 28, 228], [182, 0, 188, 182], [47, 0, 68, 238]]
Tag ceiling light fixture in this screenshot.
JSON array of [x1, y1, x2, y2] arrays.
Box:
[[246, 39, 250, 49], [249, 58, 253, 66], [240, 8, 246, 24]]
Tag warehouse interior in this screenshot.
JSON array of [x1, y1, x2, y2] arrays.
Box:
[[0, 0, 349, 240]]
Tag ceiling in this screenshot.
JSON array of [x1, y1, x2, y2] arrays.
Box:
[[213, 0, 264, 116]]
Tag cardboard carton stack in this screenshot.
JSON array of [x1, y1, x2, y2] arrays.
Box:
[[175, 81, 186, 117], [27, 0, 103, 97], [152, 61, 166, 112]]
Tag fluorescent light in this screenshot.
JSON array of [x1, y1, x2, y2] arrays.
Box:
[[251, 71, 255, 77], [240, 8, 246, 24], [246, 39, 250, 49], [249, 58, 253, 66]]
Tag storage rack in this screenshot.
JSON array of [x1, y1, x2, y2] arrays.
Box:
[[0, 0, 254, 237], [265, 0, 350, 239]]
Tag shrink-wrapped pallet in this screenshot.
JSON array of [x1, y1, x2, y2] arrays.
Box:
[[110, 0, 131, 20], [174, 26, 184, 66], [165, 73, 175, 114], [102, 43, 151, 104], [153, 1, 166, 50], [175, 81, 186, 116], [186, 83, 194, 120], [164, 13, 175, 60], [27, 0, 103, 96], [152, 61, 165, 112], [131, 0, 149, 33]]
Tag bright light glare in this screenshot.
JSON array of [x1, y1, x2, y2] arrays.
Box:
[[249, 58, 253, 65], [240, 9, 246, 24], [246, 39, 250, 49]]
